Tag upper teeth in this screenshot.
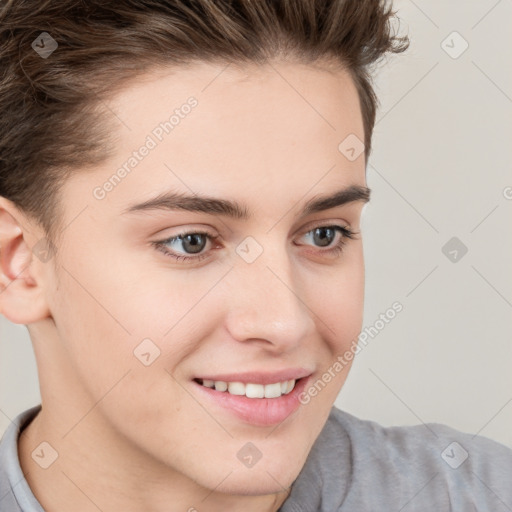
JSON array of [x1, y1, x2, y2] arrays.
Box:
[[199, 379, 296, 398]]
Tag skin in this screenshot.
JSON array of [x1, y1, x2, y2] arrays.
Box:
[[0, 59, 368, 512]]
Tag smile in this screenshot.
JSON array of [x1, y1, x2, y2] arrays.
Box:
[[191, 375, 312, 426]]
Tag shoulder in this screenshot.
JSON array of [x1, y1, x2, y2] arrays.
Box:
[[0, 405, 44, 512], [323, 406, 512, 511], [328, 406, 512, 469]]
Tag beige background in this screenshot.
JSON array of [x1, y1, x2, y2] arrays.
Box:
[[1, 0, 511, 447]]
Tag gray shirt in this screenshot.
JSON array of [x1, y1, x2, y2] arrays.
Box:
[[1, 405, 511, 511]]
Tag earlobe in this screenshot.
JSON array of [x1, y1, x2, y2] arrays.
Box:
[[0, 199, 51, 324]]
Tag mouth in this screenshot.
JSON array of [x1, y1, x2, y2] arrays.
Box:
[[191, 374, 312, 427]]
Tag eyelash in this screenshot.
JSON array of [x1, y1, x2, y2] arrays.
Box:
[[152, 225, 358, 263]]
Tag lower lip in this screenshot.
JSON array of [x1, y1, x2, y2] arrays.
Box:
[[191, 376, 311, 427]]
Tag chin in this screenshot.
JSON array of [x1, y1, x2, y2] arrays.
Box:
[[207, 463, 299, 496], [215, 478, 291, 497]]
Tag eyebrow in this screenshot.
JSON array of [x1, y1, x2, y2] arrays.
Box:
[[122, 184, 370, 219]]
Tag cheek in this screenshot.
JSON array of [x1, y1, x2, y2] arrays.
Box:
[[310, 247, 365, 347], [50, 248, 219, 395], [49, 260, 192, 442], [51, 272, 133, 391], [48, 250, 158, 396], [297, 254, 364, 411]]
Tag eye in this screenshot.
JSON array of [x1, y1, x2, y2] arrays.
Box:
[[152, 224, 358, 263], [297, 225, 358, 257], [152, 230, 218, 263]]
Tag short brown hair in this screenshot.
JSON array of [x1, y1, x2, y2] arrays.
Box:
[[0, 0, 408, 248]]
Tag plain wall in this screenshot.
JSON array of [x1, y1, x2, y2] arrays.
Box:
[[1, 0, 511, 447]]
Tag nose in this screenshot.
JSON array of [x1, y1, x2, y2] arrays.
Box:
[[223, 243, 314, 352]]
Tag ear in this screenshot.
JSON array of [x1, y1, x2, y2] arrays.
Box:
[[0, 197, 51, 324]]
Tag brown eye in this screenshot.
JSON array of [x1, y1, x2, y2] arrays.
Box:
[[174, 233, 208, 254], [309, 227, 338, 247], [153, 230, 218, 262], [301, 225, 355, 247]]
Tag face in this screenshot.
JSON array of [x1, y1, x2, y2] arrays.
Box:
[[14, 60, 368, 496]]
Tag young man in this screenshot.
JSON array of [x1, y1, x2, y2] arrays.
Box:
[[0, 1, 510, 511]]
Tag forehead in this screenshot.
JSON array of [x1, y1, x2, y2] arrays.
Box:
[[64, 60, 366, 224], [106, 59, 364, 155]]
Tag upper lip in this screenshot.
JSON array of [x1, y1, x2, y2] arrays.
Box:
[[194, 368, 313, 385]]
